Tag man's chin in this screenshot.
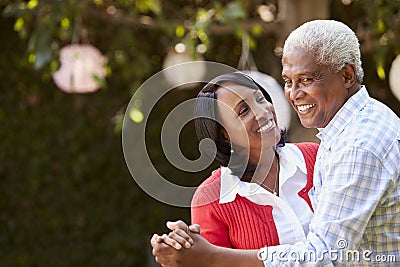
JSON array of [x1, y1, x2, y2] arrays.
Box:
[[299, 118, 317, 129]]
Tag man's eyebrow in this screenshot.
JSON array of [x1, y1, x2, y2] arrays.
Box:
[[281, 71, 318, 77]]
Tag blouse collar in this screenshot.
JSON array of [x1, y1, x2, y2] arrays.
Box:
[[219, 144, 307, 205]]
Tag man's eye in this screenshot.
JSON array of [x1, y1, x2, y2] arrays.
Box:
[[284, 79, 292, 86], [301, 78, 312, 83]]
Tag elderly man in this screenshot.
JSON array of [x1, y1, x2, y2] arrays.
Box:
[[151, 20, 400, 266]]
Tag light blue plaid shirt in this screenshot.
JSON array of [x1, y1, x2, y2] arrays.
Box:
[[261, 87, 400, 266]]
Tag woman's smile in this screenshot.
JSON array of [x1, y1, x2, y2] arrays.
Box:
[[256, 118, 275, 133]]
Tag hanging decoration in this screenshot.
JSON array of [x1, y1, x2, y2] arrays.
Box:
[[238, 34, 291, 130], [389, 54, 400, 102], [243, 70, 291, 130], [162, 43, 206, 89], [52, 44, 106, 93]]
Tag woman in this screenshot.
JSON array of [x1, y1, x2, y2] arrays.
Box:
[[153, 72, 318, 252]]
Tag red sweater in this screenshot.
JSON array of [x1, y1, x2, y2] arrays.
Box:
[[191, 142, 319, 249]]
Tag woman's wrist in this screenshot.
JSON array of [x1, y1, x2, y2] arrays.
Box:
[[211, 246, 263, 267]]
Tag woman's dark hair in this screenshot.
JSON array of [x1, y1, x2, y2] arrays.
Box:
[[194, 72, 287, 180]]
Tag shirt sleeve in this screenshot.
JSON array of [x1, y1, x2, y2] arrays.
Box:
[[261, 145, 390, 266], [191, 197, 232, 248]]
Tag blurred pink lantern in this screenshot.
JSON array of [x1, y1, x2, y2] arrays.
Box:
[[53, 44, 106, 93]]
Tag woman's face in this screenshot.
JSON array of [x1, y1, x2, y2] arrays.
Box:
[[216, 82, 280, 163]]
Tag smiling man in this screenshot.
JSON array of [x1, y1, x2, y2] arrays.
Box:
[[281, 49, 358, 129], [151, 20, 400, 266]]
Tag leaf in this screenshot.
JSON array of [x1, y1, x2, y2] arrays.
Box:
[[376, 65, 386, 80], [28, 30, 52, 70], [218, 1, 246, 23], [135, 0, 162, 16], [93, 75, 107, 89], [175, 25, 185, 37], [251, 24, 263, 36], [13, 17, 24, 32], [376, 19, 385, 33], [148, 0, 161, 16], [27, 0, 38, 9]]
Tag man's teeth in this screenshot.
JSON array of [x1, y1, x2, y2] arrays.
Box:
[[297, 104, 316, 112], [257, 120, 274, 133]]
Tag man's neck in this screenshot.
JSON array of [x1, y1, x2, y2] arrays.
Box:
[[348, 83, 361, 100]]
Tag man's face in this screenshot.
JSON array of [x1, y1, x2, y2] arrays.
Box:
[[282, 47, 349, 128]]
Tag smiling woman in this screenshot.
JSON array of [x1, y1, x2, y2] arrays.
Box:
[[151, 72, 320, 254], [194, 72, 281, 182], [216, 83, 279, 152]]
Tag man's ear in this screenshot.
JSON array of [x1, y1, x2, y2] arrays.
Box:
[[342, 63, 356, 89]]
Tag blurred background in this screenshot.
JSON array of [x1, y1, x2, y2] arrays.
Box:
[[1, 0, 399, 266]]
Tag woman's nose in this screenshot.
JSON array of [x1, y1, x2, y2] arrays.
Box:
[[254, 103, 272, 120]]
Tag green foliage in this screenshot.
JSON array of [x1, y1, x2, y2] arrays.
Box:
[[214, 1, 246, 23], [354, 0, 400, 79], [1, 0, 400, 266], [2, 0, 250, 77], [0, 7, 190, 266], [330, 0, 400, 112]]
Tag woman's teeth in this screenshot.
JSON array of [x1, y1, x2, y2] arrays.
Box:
[[257, 120, 274, 133]]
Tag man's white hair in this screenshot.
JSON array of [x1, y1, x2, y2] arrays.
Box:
[[283, 20, 364, 84]]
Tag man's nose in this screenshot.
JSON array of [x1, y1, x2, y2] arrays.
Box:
[[287, 83, 305, 101]]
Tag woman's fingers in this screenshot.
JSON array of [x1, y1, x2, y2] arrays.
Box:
[[151, 234, 178, 266], [150, 229, 193, 251], [160, 233, 184, 250], [189, 224, 201, 234], [166, 220, 193, 244], [153, 220, 202, 251], [166, 220, 189, 232], [167, 230, 192, 248]]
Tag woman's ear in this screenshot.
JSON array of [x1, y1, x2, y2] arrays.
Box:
[[269, 104, 279, 126], [221, 128, 230, 142], [342, 63, 356, 89]]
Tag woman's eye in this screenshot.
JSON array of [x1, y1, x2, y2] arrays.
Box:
[[256, 95, 266, 103], [238, 106, 249, 116]]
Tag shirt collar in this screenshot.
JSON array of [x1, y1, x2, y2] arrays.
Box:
[[219, 144, 307, 205], [316, 86, 370, 146], [278, 144, 307, 186], [219, 167, 268, 204]]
